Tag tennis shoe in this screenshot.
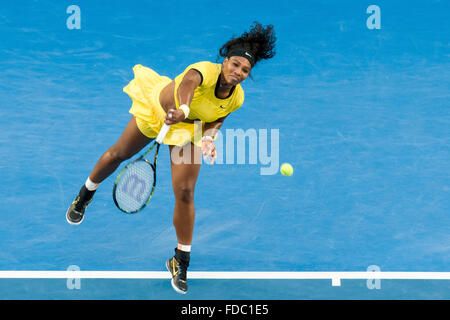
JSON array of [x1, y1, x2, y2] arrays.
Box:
[[166, 248, 190, 294], [66, 195, 92, 225], [66, 185, 95, 225]]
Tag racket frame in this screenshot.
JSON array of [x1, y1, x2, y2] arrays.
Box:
[[112, 142, 160, 214], [112, 123, 170, 214]]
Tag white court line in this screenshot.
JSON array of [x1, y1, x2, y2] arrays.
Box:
[[0, 271, 449, 281]]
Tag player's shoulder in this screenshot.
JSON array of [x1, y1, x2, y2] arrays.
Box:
[[191, 60, 219, 67], [186, 61, 220, 87], [230, 84, 245, 109], [235, 83, 245, 100], [188, 61, 220, 73]]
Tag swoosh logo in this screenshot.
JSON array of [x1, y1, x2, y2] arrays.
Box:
[[219, 105, 225, 109], [172, 260, 178, 276]]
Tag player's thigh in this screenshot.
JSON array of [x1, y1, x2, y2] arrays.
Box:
[[112, 116, 152, 160], [169, 143, 201, 196]]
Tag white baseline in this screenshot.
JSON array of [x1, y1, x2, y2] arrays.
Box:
[[0, 270, 449, 284]]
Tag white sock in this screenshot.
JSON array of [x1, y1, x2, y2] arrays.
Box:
[[177, 244, 191, 252], [85, 177, 99, 191]]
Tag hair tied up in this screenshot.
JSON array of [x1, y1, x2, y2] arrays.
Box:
[[218, 22, 276, 67]]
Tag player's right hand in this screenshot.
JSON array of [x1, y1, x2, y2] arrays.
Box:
[[164, 108, 185, 125]]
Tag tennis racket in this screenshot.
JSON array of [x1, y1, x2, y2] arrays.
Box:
[[113, 123, 170, 213]]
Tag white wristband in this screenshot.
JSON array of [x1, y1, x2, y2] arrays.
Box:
[[179, 104, 190, 118], [202, 135, 213, 142]]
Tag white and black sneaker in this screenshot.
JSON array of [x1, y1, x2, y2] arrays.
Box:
[[66, 185, 95, 225], [166, 248, 190, 294]]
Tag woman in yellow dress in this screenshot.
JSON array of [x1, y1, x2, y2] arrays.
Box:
[[66, 22, 276, 294]]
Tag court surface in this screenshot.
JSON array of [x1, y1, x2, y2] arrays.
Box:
[[0, 0, 448, 299]]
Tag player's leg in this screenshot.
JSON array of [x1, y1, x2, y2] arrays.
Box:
[[89, 116, 152, 183], [66, 116, 152, 225], [166, 142, 201, 294], [170, 143, 201, 245]]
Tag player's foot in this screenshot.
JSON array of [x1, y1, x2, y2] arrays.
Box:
[[66, 185, 95, 225], [166, 248, 190, 294]]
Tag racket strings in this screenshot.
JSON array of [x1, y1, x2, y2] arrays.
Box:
[[114, 160, 155, 213]]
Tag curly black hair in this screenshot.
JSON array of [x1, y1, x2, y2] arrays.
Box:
[[218, 22, 276, 67]]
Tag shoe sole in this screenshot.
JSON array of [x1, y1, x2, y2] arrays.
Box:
[[166, 260, 187, 295], [65, 207, 83, 226]]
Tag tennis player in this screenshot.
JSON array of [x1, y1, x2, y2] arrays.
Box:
[[66, 22, 276, 294]]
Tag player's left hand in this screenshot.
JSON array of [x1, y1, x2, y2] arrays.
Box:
[[201, 140, 217, 165]]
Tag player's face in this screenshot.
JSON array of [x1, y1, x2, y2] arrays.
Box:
[[222, 56, 251, 85]]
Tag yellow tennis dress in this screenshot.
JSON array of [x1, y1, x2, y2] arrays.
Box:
[[123, 61, 245, 146]]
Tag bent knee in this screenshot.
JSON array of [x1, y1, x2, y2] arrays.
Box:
[[175, 187, 195, 203], [107, 145, 134, 163]]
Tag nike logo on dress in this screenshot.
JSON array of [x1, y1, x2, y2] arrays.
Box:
[[219, 105, 225, 109]]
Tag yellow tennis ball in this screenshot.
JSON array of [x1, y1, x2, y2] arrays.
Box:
[[280, 163, 293, 176]]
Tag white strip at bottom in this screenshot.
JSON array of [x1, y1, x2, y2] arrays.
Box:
[[0, 271, 448, 280]]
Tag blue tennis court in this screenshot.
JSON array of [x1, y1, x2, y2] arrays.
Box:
[[0, 0, 448, 299]]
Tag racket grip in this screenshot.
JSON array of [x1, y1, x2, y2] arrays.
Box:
[[156, 123, 170, 144]]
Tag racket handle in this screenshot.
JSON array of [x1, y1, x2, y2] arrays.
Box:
[[156, 123, 170, 144]]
